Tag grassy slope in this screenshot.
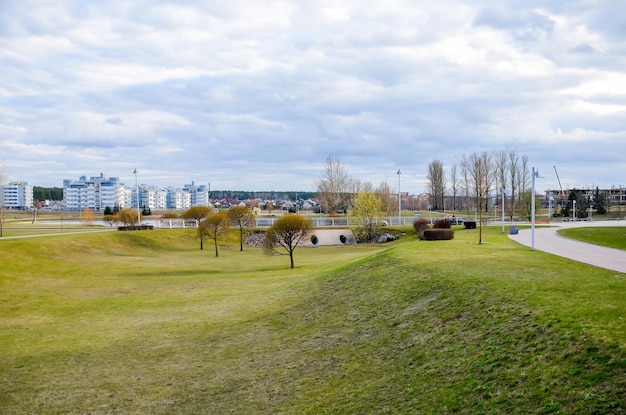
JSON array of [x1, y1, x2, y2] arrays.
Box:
[[0, 228, 624, 414], [558, 226, 626, 250]]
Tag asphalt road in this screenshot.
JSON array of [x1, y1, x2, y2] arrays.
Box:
[[508, 220, 626, 273]]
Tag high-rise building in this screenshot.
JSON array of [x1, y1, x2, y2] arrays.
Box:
[[1, 181, 34, 209], [63, 174, 125, 212]]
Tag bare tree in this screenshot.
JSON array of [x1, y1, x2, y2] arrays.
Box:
[[469, 152, 494, 244], [426, 159, 446, 211], [449, 163, 459, 210], [376, 179, 396, 216], [199, 212, 230, 257], [228, 206, 255, 251], [508, 151, 520, 220], [316, 155, 353, 214], [494, 150, 509, 217], [459, 154, 472, 216]]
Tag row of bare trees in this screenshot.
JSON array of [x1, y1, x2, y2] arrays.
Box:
[[428, 149, 531, 217], [315, 155, 399, 216], [425, 150, 531, 243]]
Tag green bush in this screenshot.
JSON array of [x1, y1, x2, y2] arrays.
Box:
[[422, 228, 455, 240]]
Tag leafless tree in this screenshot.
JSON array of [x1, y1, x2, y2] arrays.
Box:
[[449, 163, 459, 210], [376, 179, 396, 216], [469, 152, 494, 244], [316, 156, 353, 214], [426, 159, 446, 211], [459, 154, 472, 216], [494, 149, 509, 216]]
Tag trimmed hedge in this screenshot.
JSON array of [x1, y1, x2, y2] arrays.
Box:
[[433, 219, 451, 229], [422, 228, 455, 240]]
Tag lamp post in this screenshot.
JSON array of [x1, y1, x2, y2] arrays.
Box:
[[133, 169, 141, 225], [572, 199, 576, 221], [501, 187, 506, 233], [397, 169, 401, 225], [531, 168, 538, 251]]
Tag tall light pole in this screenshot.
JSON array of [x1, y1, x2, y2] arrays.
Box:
[[133, 169, 141, 225], [572, 199, 577, 221], [501, 187, 506, 234], [531, 168, 538, 250], [397, 169, 401, 225]]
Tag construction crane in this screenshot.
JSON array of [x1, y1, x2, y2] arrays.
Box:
[[554, 166, 566, 214]]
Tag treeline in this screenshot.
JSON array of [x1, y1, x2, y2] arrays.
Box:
[[210, 190, 317, 200], [33, 186, 63, 201], [32, 187, 316, 202]]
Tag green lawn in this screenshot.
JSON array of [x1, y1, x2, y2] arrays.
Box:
[[558, 226, 626, 250], [1, 227, 624, 414]]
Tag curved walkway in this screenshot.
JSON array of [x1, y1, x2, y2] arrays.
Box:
[[508, 220, 626, 273]]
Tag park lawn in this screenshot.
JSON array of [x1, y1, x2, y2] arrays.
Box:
[[0, 227, 624, 414], [558, 226, 626, 250]]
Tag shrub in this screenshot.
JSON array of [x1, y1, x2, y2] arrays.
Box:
[[422, 229, 455, 240], [413, 218, 431, 240], [433, 218, 451, 229]]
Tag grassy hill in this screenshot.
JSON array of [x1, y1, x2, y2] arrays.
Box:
[[1, 227, 624, 414]]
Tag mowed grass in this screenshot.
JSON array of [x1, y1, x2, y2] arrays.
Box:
[[559, 226, 626, 250], [0, 227, 624, 414]]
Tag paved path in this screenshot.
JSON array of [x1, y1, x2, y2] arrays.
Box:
[[508, 220, 626, 273]]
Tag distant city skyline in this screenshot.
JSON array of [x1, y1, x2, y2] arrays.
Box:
[[2, 1, 625, 193]]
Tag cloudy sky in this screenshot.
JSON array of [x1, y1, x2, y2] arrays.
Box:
[[1, 1, 625, 194]]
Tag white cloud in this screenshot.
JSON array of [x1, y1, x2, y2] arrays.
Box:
[[0, 0, 624, 192]]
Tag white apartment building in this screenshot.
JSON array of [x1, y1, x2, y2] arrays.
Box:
[[132, 185, 168, 210], [183, 182, 210, 206], [63, 175, 210, 212], [63, 174, 126, 212], [1, 181, 34, 209], [165, 187, 192, 211]]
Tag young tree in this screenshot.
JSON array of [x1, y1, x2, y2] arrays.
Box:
[[351, 188, 383, 242], [199, 211, 230, 257], [103, 214, 117, 227], [469, 152, 494, 244], [182, 206, 212, 226], [316, 155, 353, 214], [228, 205, 255, 251], [118, 209, 141, 226], [80, 208, 96, 226], [263, 214, 313, 269]]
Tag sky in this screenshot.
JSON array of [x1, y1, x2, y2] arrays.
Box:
[[1, 0, 625, 194]]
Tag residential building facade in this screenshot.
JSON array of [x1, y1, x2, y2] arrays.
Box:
[[1, 181, 34, 209]]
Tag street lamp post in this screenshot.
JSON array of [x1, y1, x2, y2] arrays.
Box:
[[573, 199, 577, 221], [397, 169, 401, 225], [531, 168, 539, 251], [134, 169, 141, 225]]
